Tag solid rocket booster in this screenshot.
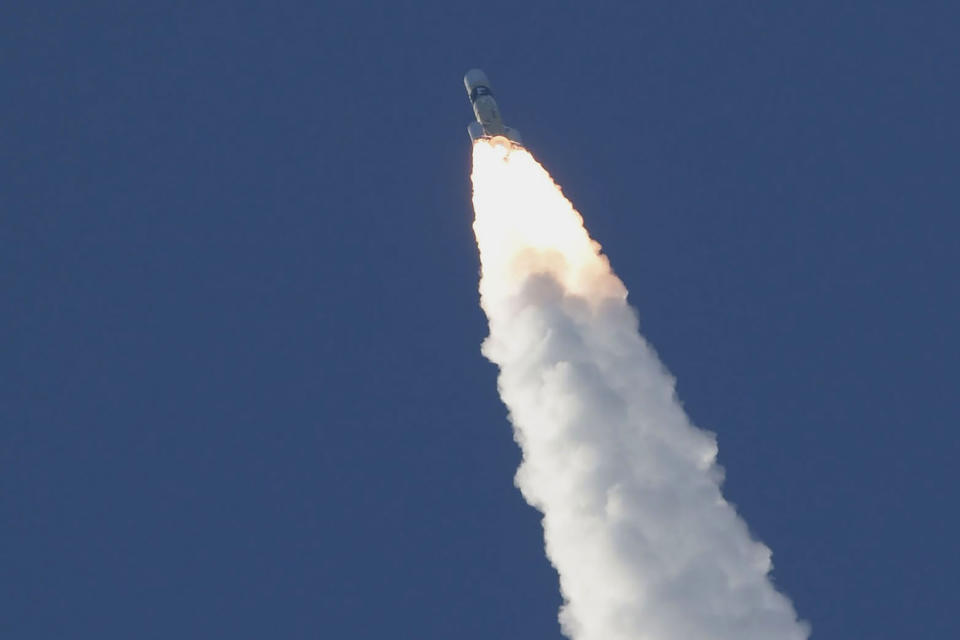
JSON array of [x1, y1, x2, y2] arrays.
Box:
[[464, 69, 522, 144]]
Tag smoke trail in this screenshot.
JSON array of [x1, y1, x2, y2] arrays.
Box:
[[471, 139, 809, 640]]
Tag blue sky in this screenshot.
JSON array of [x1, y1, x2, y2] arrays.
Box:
[[4, 2, 958, 638]]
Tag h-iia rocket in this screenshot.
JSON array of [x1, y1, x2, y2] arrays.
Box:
[[464, 69, 522, 145]]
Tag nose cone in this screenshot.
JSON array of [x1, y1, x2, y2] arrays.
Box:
[[464, 68, 491, 93]]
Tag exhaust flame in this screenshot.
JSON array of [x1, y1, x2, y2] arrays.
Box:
[[470, 139, 809, 640]]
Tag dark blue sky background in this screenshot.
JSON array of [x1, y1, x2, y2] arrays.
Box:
[[4, 2, 958, 638]]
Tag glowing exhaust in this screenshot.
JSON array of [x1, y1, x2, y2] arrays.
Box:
[[470, 139, 809, 640]]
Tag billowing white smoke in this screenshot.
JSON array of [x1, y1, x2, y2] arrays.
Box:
[[471, 139, 809, 640]]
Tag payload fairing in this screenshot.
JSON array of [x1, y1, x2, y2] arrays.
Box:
[[464, 69, 522, 145]]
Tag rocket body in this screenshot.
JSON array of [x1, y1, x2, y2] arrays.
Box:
[[464, 69, 522, 144]]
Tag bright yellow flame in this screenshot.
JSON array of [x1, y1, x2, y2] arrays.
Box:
[[470, 139, 627, 303]]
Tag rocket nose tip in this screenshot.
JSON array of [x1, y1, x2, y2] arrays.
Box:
[[464, 68, 489, 85]]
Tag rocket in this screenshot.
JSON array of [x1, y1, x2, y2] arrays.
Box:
[[464, 69, 522, 144]]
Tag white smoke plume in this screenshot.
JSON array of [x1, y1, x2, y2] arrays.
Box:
[[471, 139, 809, 640]]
